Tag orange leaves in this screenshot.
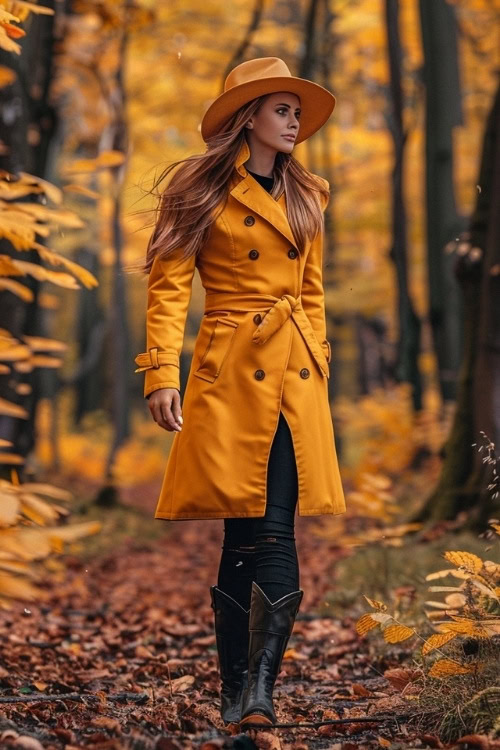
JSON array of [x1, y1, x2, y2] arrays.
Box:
[[421, 631, 457, 655], [0, 171, 98, 290], [427, 659, 479, 678], [443, 550, 484, 575], [356, 595, 416, 645], [0, 64, 15, 86], [0, 477, 101, 608], [63, 150, 127, 174], [355, 612, 380, 636], [383, 623, 416, 643]]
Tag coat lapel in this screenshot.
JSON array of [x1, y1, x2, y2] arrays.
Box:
[[229, 140, 298, 249]]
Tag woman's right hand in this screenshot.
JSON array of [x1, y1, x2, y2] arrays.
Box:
[[147, 388, 183, 432]]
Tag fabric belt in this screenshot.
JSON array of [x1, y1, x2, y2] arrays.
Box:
[[203, 292, 329, 376]]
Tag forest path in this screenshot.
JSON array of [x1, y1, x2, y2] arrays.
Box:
[[0, 488, 408, 749]]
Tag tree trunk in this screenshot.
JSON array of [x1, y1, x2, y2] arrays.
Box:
[[412, 81, 500, 529], [0, 1, 57, 476], [385, 0, 422, 410], [419, 0, 465, 402]]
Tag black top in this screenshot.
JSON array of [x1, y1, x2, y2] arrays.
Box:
[[247, 169, 274, 194]]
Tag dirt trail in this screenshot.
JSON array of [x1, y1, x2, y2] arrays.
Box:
[[0, 489, 407, 749]]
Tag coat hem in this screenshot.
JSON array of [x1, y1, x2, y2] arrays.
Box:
[[154, 507, 346, 520]]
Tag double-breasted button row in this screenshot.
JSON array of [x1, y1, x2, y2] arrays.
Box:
[[254, 368, 311, 380], [248, 246, 297, 261], [244, 215, 255, 226]]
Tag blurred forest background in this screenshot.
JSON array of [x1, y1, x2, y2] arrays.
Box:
[[1, 0, 498, 528], [0, 1, 500, 747]]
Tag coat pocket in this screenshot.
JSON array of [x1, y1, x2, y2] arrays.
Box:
[[193, 317, 238, 383]]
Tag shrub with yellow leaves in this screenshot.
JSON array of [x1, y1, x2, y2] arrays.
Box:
[[355, 522, 500, 741], [0, 468, 101, 609], [0, 2, 102, 607]]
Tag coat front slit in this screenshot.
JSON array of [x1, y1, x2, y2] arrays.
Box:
[[134, 139, 347, 521]]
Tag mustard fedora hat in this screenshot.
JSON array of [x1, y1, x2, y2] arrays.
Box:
[[200, 57, 336, 145]]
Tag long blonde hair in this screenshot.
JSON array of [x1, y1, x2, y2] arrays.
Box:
[[129, 94, 329, 275]]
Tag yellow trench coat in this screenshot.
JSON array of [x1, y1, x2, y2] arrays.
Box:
[[134, 139, 346, 520]]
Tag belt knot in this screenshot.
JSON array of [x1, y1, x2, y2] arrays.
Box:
[[252, 294, 300, 345]]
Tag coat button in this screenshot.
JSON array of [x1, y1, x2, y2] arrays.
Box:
[[299, 368, 310, 379], [288, 248, 298, 259], [249, 249, 259, 260], [254, 369, 265, 380], [253, 313, 262, 325], [244, 215, 255, 226]]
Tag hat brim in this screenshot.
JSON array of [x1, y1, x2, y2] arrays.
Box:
[[200, 76, 336, 145]]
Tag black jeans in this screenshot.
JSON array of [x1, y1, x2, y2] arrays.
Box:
[[217, 411, 299, 608]]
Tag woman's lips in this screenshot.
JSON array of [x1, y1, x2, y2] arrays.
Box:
[[282, 135, 295, 141]]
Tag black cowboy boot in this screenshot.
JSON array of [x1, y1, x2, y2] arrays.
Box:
[[210, 585, 250, 725], [239, 581, 303, 727]]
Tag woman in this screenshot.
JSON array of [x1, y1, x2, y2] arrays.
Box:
[[134, 57, 346, 729]]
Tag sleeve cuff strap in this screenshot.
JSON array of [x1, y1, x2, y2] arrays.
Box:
[[134, 347, 179, 372]]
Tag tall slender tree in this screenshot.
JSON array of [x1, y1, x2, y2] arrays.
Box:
[[385, 0, 422, 410], [419, 0, 465, 402], [0, 1, 57, 474]]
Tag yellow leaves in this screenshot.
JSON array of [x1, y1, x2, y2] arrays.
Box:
[[0, 254, 22, 275], [6, 258, 80, 289], [357, 596, 416, 643], [0, 572, 42, 604], [355, 612, 380, 636], [443, 550, 483, 574], [0, 64, 15, 86], [0, 472, 101, 605], [0, 25, 20, 54], [421, 631, 457, 655], [363, 595, 387, 610], [0, 396, 28, 418], [382, 623, 416, 644], [0, 169, 98, 290], [22, 336, 67, 353], [64, 150, 126, 174], [9, 1, 55, 18], [428, 659, 478, 678], [0, 9, 20, 24], [63, 183, 100, 200], [436, 617, 496, 640], [12, 202, 85, 228], [0, 276, 31, 300], [2, 172, 63, 203], [0, 331, 67, 377], [33, 243, 99, 289]]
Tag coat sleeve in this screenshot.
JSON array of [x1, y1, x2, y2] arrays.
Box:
[[300, 177, 332, 365], [134, 247, 197, 398]]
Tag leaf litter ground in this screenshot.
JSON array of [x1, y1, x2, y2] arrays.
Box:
[[0, 481, 447, 750]]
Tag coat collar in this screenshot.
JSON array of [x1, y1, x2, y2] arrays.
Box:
[[230, 139, 297, 249]]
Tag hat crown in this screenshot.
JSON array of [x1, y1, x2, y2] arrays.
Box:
[[224, 57, 292, 93]]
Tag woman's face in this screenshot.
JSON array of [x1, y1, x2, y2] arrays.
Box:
[[245, 92, 301, 153]]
